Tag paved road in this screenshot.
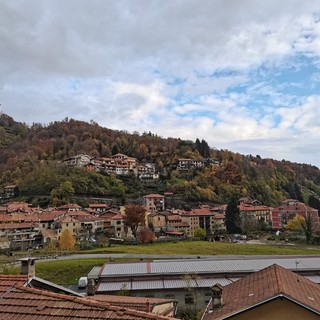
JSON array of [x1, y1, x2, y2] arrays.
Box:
[[35, 252, 320, 263]]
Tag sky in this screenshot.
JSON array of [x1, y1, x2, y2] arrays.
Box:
[[1, 1, 320, 167]]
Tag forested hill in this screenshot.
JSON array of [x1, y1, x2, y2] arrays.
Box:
[[1, 113, 320, 208]]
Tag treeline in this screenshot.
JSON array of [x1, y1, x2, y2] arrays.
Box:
[[1, 113, 320, 208]]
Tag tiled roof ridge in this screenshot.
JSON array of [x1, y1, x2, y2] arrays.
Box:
[[273, 264, 283, 293], [14, 285, 176, 320]]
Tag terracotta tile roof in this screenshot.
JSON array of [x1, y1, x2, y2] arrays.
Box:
[[66, 210, 90, 216], [190, 208, 214, 216], [167, 215, 181, 221], [6, 202, 32, 213], [0, 222, 36, 229], [238, 204, 272, 211], [74, 214, 104, 222], [89, 203, 109, 208], [213, 214, 225, 219], [204, 264, 320, 320], [88, 294, 175, 313], [58, 203, 83, 210], [144, 194, 164, 198], [56, 215, 77, 223], [0, 275, 28, 295], [0, 285, 177, 320], [111, 214, 125, 220]]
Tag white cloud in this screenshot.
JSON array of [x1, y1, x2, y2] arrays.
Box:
[[2, 0, 320, 166]]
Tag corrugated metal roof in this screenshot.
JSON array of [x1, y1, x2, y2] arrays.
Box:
[[132, 280, 164, 290], [98, 281, 132, 291], [100, 257, 320, 277], [96, 278, 238, 292], [87, 266, 102, 279]]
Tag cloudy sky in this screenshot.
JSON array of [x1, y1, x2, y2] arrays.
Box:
[[1, 1, 320, 167]]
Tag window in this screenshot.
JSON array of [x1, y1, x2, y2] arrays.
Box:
[[185, 293, 194, 304]]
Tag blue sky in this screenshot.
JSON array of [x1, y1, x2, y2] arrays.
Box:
[[1, 0, 320, 167]]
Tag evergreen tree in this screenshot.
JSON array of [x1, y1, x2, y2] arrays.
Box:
[[195, 138, 201, 154], [309, 195, 320, 211], [225, 196, 242, 234], [200, 139, 210, 158], [111, 144, 119, 155], [302, 213, 313, 244]]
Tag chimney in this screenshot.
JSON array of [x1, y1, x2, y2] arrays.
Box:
[[145, 300, 151, 313], [211, 284, 223, 309], [87, 278, 96, 296], [19, 257, 37, 276]]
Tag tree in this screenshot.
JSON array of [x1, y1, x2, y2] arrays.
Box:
[[51, 181, 75, 204], [309, 195, 320, 211], [194, 227, 206, 239], [225, 196, 242, 234], [124, 204, 146, 239], [285, 215, 305, 231], [302, 213, 313, 244], [59, 229, 76, 251], [137, 228, 156, 243]]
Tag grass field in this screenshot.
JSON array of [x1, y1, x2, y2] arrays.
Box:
[[3, 240, 320, 285], [82, 240, 320, 256]]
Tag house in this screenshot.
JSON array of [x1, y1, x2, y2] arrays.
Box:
[[180, 212, 200, 237], [0, 222, 39, 250], [110, 214, 128, 238], [238, 203, 272, 224], [88, 203, 110, 213], [188, 206, 215, 236], [212, 214, 226, 233], [55, 215, 80, 239], [64, 154, 92, 167], [147, 212, 167, 232], [3, 185, 18, 198], [143, 194, 165, 212], [271, 199, 319, 230], [202, 264, 320, 320], [177, 159, 206, 171], [58, 203, 83, 211]]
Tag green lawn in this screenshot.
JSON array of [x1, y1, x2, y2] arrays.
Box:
[[82, 240, 320, 256]]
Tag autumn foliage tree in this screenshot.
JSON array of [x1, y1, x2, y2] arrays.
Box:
[[59, 229, 76, 251], [137, 228, 156, 243], [124, 204, 146, 239], [285, 215, 305, 231]]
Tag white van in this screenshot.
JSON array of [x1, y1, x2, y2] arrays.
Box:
[[78, 276, 88, 289]]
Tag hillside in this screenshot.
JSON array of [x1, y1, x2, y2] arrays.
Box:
[[1, 113, 320, 209]]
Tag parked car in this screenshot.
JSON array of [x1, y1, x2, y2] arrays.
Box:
[[78, 277, 88, 289]]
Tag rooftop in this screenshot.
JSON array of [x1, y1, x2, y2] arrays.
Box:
[[203, 264, 320, 320], [0, 285, 177, 320]]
